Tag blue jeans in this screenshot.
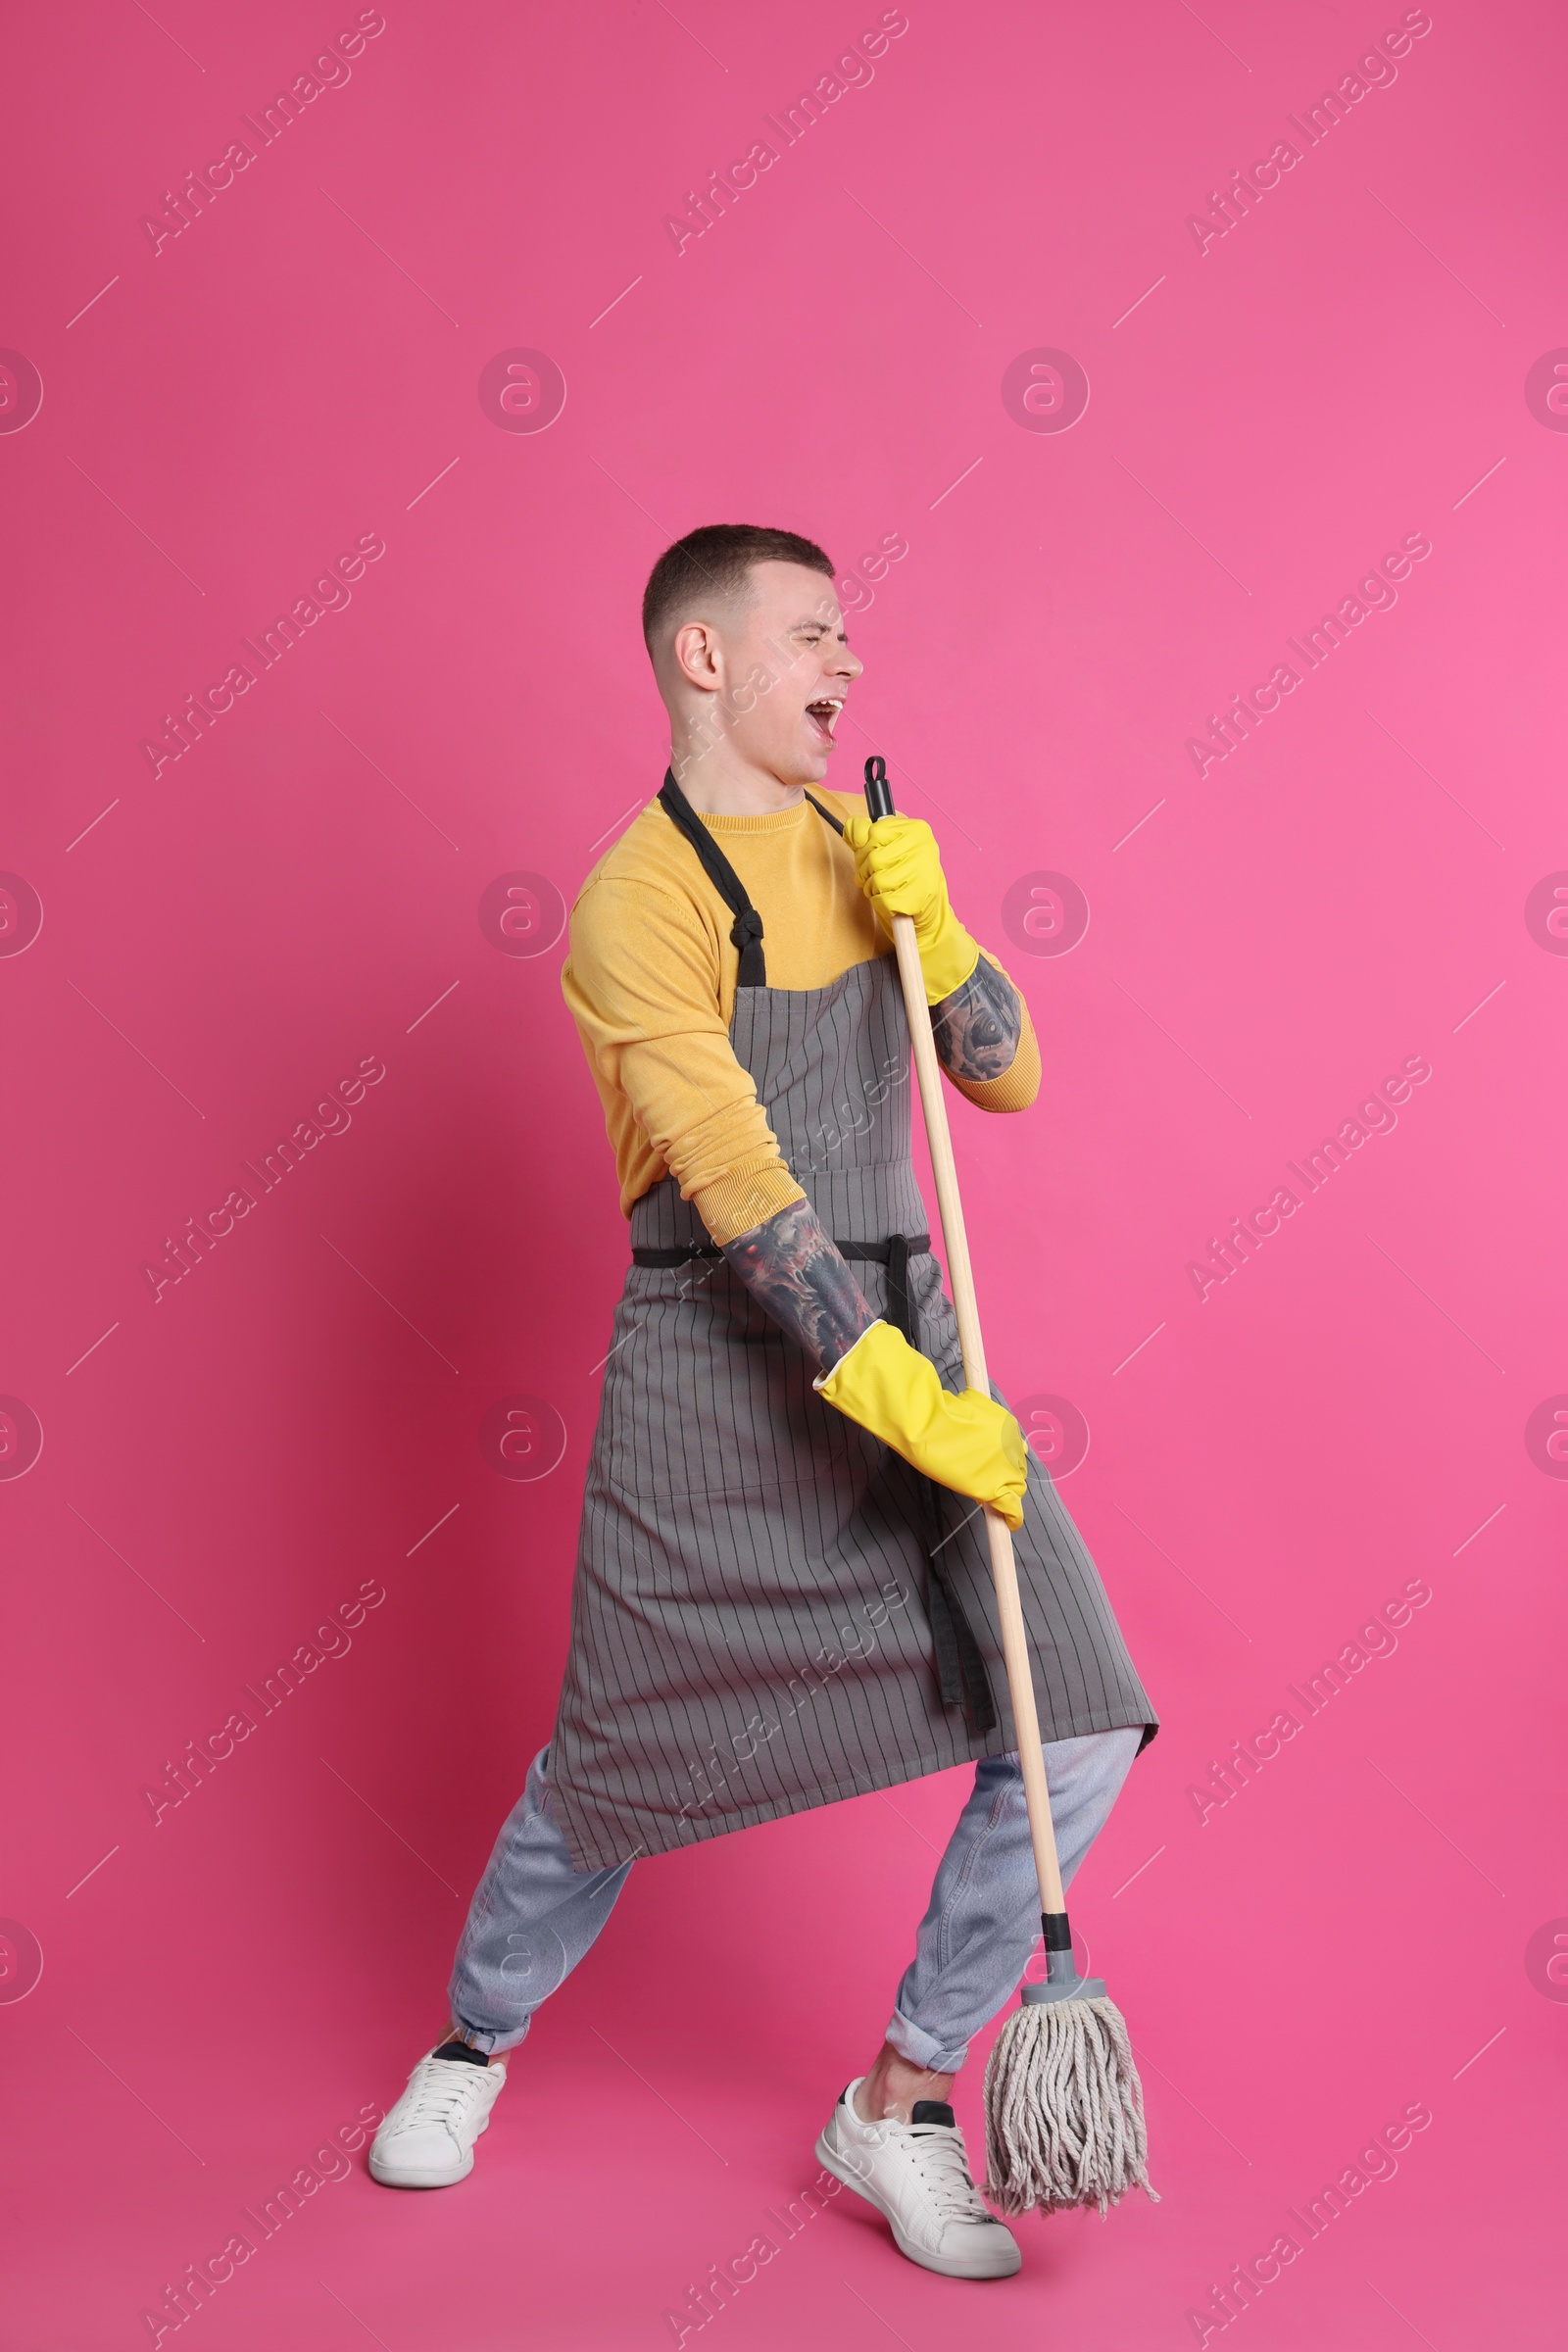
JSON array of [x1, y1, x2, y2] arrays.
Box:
[[449, 1727, 1141, 2074]]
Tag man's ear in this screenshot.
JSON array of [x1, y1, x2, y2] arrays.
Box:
[[671, 616, 723, 693]]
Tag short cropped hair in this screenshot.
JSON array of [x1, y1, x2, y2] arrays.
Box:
[[641, 523, 835, 654]]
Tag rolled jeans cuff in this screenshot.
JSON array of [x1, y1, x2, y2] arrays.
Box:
[[884, 2005, 971, 2077], [447, 2018, 526, 2057]]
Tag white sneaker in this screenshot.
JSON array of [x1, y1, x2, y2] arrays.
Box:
[[815, 2080, 1022, 2279], [368, 2048, 508, 2187]]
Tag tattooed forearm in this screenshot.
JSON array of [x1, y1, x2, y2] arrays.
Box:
[[930, 953, 1023, 1081], [721, 1199, 877, 1371]]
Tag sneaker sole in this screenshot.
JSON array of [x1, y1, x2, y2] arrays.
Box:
[[368, 2108, 493, 2189], [814, 2127, 1022, 2280], [368, 2147, 475, 2188]]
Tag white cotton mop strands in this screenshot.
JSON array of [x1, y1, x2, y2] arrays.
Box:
[[983, 1949, 1156, 2217]]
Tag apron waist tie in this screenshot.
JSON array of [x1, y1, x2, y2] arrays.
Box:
[[629, 1229, 999, 1739], [630, 1235, 930, 1268], [884, 1236, 1001, 1740], [921, 1558, 997, 1736]]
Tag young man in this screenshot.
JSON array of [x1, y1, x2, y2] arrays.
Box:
[[370, 525, 1156, 2280]]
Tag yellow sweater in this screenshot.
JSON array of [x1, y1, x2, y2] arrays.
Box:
[[562, 787, 1041, 1247]]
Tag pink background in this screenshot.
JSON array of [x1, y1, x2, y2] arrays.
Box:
[[2, 2, 1564, 2344]]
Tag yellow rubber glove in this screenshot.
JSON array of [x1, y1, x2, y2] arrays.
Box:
[[814, 1319, 1028, 1529], [842, 812, 981, 1005]]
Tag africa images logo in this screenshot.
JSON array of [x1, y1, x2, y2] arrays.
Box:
[[477, 351, 566, 434], [480, 1396, 567, 1481], [1001, 349, 1091, 435], [0, 349, 44, 434], [0, 1397, 45, 1481], [1002, 872, 1090, 956], [1524, 349, 1568, 430], [0, 872, 44, 955], [478, 872, 566, 956], [0, 1919, 44, 2004], [1524, 1397, 1568, 1479], [1015, 1395, 1090, 1479]]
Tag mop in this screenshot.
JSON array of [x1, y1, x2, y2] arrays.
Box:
[[862, 754, 1156, 2219]]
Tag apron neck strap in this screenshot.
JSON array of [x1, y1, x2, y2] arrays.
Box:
[[658, 769, 841, 988]]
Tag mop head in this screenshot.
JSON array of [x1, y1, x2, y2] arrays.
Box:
[[983, 1992, 1157, 2217]]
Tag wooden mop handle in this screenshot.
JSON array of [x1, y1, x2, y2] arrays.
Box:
[[863, 757, 1066, 1919]]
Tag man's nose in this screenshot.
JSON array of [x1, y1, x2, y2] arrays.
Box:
[[831, 645, 864, 679]]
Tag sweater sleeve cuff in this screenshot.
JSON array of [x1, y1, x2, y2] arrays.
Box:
[[946, 979, 1041, 1112], [690, 1159, 808, 1249], [945, 1015, 1044, 1114]]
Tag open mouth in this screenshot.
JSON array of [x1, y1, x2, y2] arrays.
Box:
[[806, 697, 844, 746]]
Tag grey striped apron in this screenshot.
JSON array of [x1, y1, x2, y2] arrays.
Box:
[[547, 790, 1156, 1872]]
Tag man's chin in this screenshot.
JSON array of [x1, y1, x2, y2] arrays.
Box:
[[760, 745, 834, 789]]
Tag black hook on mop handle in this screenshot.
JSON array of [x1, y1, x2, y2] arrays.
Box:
[[862, 755, 896, 821]]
